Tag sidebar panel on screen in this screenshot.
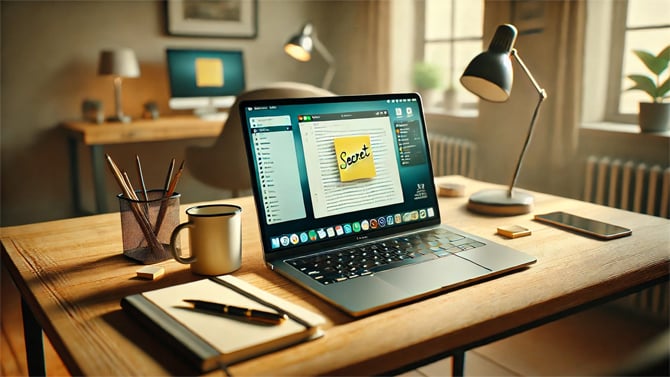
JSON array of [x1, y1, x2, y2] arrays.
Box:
[[249, 115, 306, 225]]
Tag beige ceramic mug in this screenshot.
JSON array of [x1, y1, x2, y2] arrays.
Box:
[[170, 204, 242, 275]]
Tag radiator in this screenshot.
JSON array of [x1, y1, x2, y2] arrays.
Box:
[[584, 156, 670, 218], [584, 155, 669, 319], [427, 133, 476, 178]]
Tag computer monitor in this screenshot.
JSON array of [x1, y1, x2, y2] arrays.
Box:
[[166, 48, 246, 119]]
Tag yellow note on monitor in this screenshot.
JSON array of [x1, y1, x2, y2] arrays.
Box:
[[334, 135, 376, 182], [195, 58, 224, 87]]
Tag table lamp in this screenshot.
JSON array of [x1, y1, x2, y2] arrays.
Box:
[[98, 48, 140, 123], [284, 22, 336, 90], [460, 24, 547, 216]]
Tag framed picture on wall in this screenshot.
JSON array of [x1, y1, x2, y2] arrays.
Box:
[[511, 0, 545, 35], [167, 0, 257, 38]]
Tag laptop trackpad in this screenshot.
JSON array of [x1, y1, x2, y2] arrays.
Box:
[[378, 255, 490, 295]]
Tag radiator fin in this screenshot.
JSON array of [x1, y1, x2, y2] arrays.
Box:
[[584, 156, 670, 218], [427, 134, 476, 178], [584, 155, 669, 320]]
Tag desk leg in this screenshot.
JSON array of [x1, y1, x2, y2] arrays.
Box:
[[21, 299, 46, 376], [91, 145, 108, 213], [452, 350, 465, 377], [67, 137, 83, 215]]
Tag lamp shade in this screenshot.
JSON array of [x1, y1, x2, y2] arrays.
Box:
[[98, 48, 140, 78], [284, 23, 314, 62], [460, 24, 518, 102]]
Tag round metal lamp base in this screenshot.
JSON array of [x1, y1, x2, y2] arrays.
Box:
[[467, 189, 533, 216]]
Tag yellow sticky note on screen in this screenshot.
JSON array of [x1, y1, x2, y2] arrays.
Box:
[[334, 135, 376, 182], [195, 58, 224, 87]]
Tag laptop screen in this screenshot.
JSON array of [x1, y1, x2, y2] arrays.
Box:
[[240, 93, 441, 256]]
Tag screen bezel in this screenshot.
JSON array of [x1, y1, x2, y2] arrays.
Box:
[[239, 93, 442, 259]]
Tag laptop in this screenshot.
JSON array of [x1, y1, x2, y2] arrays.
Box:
[[239, 92, 536, 317]]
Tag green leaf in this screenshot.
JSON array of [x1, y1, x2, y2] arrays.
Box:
[[657, 76, 670, 101], [658, 45, 670, 62], [633, 49, 668, 76], [627, 74, 657, 98]]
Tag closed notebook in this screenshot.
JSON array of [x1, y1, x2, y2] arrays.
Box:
[[121, 275, 326, 372]]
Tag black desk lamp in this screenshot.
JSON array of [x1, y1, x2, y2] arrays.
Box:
[[460, 24, 547, 216], [284, 22, 336, 90]]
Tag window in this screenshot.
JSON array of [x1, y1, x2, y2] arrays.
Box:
[[607, 0, 670, 122], [422, 0, 484, 115]]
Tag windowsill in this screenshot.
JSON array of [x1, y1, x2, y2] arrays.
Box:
[[581, 121, 670, 139]]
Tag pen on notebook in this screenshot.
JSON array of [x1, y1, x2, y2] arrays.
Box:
[[183, 299, 287, 325]]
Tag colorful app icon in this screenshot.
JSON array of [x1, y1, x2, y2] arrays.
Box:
[[402, 212, 412, 222], [326, 227, 336, 237], [410, 211, 419, 220], [369, 219, 378, 229], [361, 220, 370, 231], [290, 234, 300, 245], [427, 207, 435, 217], [386, 215, 394, 226], [378, 216, 386, 227], [317, 228, 327, 239], [308, 230, 318, 241], [395, 214, 402, 224], [280, 236, 290, 246], [352, 222, 361, 232], [300, 232, 309, 243], [419, 209, 427, 219], [343, 224, 353, 234], [335, 225, 344, 236], [271, 237, 280, 249]]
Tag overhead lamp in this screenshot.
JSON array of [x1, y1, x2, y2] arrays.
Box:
[[284, 22, 336, 90], [460, 24, 547, 216], [98, 48, 140, 123]]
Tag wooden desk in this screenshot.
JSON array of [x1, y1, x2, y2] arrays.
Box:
[[61, 116, 225, 214], [2, 176, 668, 376]]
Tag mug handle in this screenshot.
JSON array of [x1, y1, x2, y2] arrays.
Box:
[[170, 222, 197, 264]]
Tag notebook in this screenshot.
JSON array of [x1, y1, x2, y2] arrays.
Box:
[[121, 275, 325, 372], [239, 92, 536, 317]]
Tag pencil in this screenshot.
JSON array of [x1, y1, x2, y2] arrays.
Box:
[[105, 154, 163, 254], [154, 160, 185, 234]]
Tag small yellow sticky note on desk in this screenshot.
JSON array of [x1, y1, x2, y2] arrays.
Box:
[[334, 135, 376, 182], [195, 58, 224, 87]]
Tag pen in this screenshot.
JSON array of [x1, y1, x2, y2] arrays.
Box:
[[183, 299, 287, 325]]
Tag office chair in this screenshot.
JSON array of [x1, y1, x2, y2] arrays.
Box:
[[186, 82, 334, 196]]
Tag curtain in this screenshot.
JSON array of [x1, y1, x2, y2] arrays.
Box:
[[348, 0, 391, 94], [546, 0, 586, 166]]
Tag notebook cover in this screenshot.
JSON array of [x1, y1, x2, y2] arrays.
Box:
[[120, 275, 325, 372]]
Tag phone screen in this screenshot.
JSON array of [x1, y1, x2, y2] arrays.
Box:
[[534, 211, 632, 240]]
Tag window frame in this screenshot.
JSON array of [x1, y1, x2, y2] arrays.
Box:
[[418, 0, 484, 117], [604, 0, 670, 124]]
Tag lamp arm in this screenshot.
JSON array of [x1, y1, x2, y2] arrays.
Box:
[[507, 49, 547, 197], [313, 36, 336, 89]]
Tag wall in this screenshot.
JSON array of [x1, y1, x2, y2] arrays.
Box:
[[0, 0, 374, 226]]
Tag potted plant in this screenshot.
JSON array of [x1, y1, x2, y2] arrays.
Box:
[[626, 45, 670, 132], [413, 62, 442, 107]]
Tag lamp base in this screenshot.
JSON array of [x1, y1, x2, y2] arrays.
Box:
[[467, 189, 533, 216], [106, 115, 131, 123]]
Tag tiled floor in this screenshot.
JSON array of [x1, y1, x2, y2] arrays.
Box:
[[2, 269, 668, 377]]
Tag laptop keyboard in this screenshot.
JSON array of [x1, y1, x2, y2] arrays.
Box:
[[286, 228, 486, 285]]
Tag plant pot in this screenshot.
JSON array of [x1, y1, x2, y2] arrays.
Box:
[[638, 102, 670, 133]]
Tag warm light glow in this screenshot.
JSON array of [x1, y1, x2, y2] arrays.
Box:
[[284, 44, 311, 62], [460, 76, 510, 102]]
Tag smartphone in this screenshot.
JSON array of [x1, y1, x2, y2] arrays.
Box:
[[534, 211, 632, 240]]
